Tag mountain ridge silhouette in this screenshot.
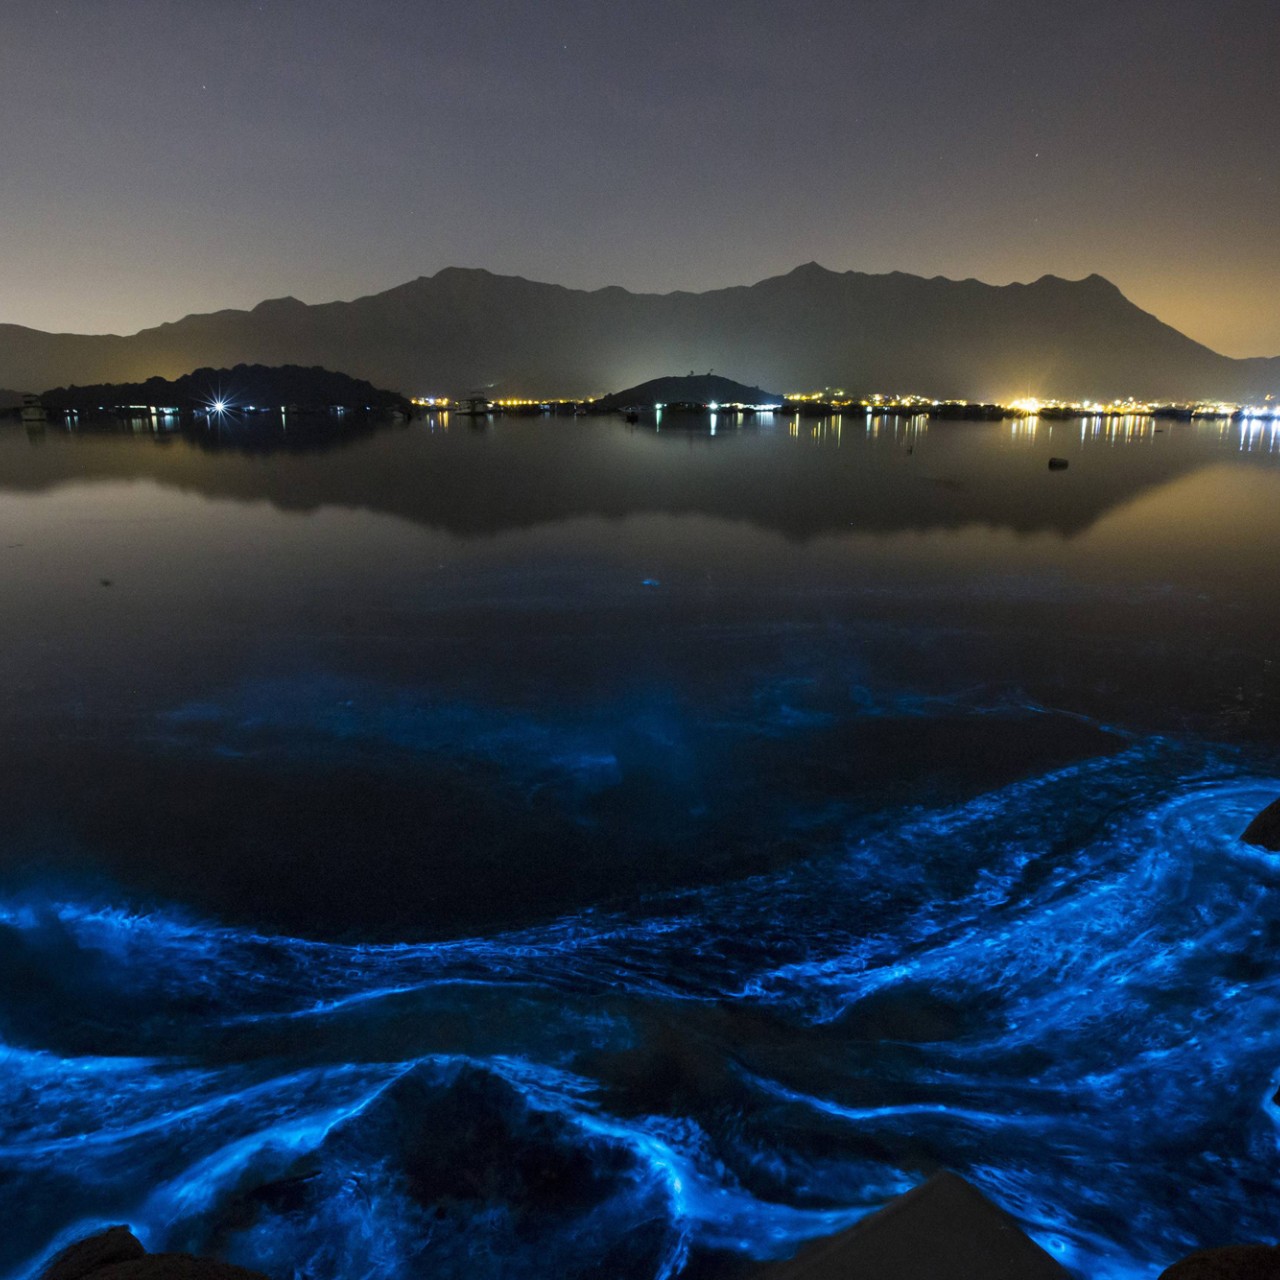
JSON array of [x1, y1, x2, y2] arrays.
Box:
[[3, 264, 1276, 402]]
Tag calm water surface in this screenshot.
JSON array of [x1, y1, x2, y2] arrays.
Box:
[[1, 411, 1278, 1278]]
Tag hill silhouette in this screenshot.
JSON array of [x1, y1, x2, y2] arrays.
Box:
[[595, 374, 782, 409], [40, 364, 408, 413], [3, 265, 1277, 402]]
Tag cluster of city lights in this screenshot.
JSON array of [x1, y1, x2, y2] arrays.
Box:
[[410, 396, 596, 408], [1015, 397, 1280, 419], [785, 392, 945, 409], [778, 391, 1280, 419], [653, 401, 779, 411], [401, 388, 1280, 420], [493, 397, 591, 407]]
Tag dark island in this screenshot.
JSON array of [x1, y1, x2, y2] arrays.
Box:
[[593, 373, 783, 412], [38, 364, 409, 418]]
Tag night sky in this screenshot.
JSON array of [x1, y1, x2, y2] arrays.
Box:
[[4, 0, 1277, 356]]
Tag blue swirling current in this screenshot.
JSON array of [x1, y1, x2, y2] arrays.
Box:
[[2, 739, 1278, 1279]]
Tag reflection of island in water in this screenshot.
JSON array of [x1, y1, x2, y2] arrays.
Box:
[[2, 411, 1272, 541]]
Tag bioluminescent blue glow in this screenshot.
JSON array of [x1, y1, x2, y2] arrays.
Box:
[[2, 725, 1278, 1280]]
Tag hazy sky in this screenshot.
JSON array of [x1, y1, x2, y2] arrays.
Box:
[[4, 0, 1277, 355]]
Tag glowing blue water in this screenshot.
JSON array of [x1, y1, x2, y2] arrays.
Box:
[[3, 732, 1277, 1279], [2, 419, 1278, 1277]]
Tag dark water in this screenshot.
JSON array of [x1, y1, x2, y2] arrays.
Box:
[[1, 411, 1278, 1279]]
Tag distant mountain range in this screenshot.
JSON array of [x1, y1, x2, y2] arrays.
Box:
[[3, 265, 1277, 402]]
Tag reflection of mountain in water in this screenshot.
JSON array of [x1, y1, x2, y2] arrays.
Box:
[[0, 415, 1254, 541]]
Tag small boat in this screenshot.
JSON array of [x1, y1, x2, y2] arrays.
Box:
[[20, 394, 47, 425]]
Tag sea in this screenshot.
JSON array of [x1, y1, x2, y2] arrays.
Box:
[[1, 408, 1278, 1279]]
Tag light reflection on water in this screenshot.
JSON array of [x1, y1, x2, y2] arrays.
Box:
[[0, 417, 1277, 1278]]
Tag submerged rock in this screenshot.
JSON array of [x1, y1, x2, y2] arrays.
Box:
[[39, 1228, 267, 1280], [1159, 1243, 1280, 1278], [1242, 799, 1280, 851]]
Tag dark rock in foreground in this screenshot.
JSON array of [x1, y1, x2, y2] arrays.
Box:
[[42, 1228, 145, 1280], [1160, 1243, 1280, 1278], [744, 1171, 1068, 1278], [1242, 798, 1280, 851], [39, 1228, 268, 1280]]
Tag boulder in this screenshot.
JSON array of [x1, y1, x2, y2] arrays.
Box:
[[1242, 799, 1280, 852], [39, 1229, 268, 1280], [744, 1171, 1069, 1278], [41, 1229, 146, 1280], [1159, 1243, 1280, 1278]]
